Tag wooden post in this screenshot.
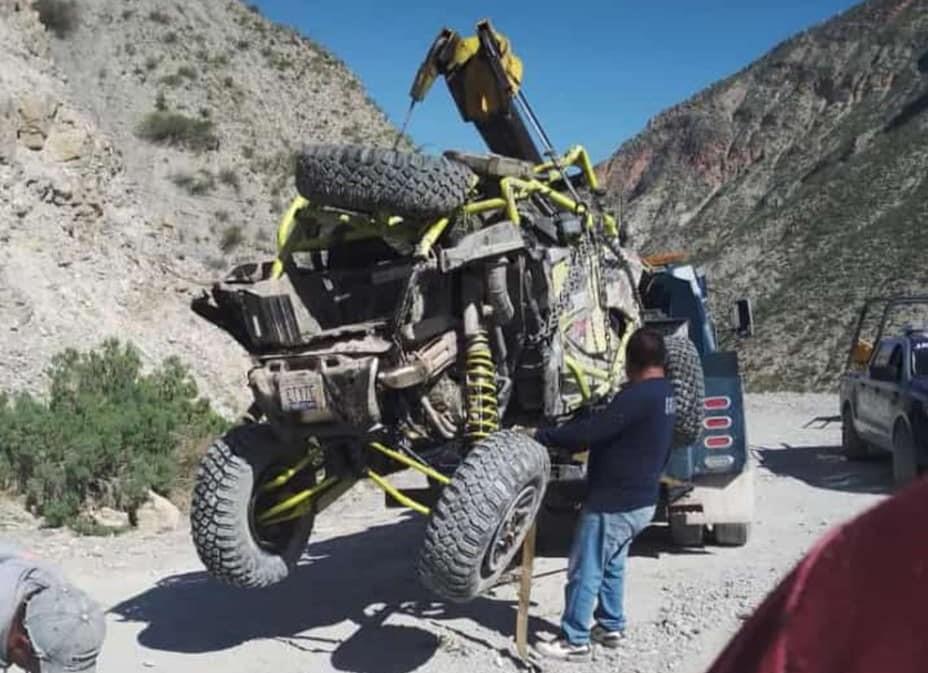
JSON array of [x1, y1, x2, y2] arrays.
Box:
[[515, 523, 538, 660]]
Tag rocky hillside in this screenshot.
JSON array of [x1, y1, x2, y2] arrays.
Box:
[[599, 0, 928, 390], [0, 0, 398, 411]]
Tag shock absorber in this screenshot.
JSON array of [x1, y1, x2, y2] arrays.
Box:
[[465, 328, 500, 442]]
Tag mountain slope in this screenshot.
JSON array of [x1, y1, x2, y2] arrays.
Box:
[[0, 0, 397, 411], [599, 0, 928, 390]]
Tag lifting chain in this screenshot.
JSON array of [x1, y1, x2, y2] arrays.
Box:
[[528, 221, 610, 348]]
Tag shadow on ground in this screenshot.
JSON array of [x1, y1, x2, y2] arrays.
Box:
[[111, 506, 708, 672], [111, 515, 557, 673], [756, 443, 892, 495]]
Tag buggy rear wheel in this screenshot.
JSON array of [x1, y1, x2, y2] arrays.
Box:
[[190, 424, 316, 588], [417, 430, 550, 602]]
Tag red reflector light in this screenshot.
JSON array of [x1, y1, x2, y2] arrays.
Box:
[[704, 435, 733, 450], [704, 396, 731, 411], [703, 416, 732, 430]]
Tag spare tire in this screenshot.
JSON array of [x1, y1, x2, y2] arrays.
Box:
[[665, 334, 705, 448], [295, 145, 476, 221]]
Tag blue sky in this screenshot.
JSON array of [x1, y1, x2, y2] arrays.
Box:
[[253, 0, 861, 162]]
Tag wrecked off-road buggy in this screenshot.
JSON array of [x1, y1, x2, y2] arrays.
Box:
[[189, 142, 704, 601], [189, 19, 705, 601]]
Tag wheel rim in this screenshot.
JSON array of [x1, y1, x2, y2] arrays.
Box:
[[483, 482, 540, 576], [248, 458, 316, 553]]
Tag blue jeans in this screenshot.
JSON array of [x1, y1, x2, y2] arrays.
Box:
[[562, 505, 655, 645]]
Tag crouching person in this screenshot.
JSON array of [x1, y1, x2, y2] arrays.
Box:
[[535, 328, 676, 661], [1, 543, 105, 673]]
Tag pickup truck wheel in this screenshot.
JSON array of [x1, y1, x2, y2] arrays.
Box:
[[842, 405, 870, 459], [892, 422, 917, 488]]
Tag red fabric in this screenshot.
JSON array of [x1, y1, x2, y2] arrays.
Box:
[[706, 477, 928, 673]]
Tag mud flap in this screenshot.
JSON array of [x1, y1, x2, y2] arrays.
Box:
[[667, 466, 755, 528]]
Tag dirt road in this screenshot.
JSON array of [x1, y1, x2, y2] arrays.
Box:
[[1, 393, 893, 673]]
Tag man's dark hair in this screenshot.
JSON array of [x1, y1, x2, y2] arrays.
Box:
[[626, 327, 667, 371]]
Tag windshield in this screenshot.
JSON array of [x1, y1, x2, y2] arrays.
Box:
[[912, 341, 928, 376]]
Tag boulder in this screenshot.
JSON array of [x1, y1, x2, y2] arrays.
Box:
[[17, 94, 57, 150], [133, 489, 181, 533], [46, 126, 86, 162], [90, 506, 130, 529]]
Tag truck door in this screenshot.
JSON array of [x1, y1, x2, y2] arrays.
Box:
[[868, 343, 905, 449], [857, 341, 894, 442]]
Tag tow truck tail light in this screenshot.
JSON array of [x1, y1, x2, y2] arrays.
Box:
[[704, 396, 731, 411], [703, 416, 732, 430], [704, 435, 733, 450]]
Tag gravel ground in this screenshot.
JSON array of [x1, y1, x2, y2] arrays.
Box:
[[0, 393, 894, 673]]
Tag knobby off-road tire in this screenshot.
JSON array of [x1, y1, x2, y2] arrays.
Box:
[[665, 334, 705, 448], [295, 145, 476, 221], [418, 430, 550, 602], [190, 424, 315, 588]]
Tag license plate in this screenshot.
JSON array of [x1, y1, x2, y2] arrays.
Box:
[[279, 372, 325, 413]]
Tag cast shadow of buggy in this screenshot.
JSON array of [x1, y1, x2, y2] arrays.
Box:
[[111, 500, 709, 673], [111, 515, 556, 673]]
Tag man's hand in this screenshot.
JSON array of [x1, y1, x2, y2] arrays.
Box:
[[511, 425, 538, 440]]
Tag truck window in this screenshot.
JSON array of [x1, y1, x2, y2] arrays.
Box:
[[888, 345, 904, 381], [871, 342, 894, 369], [912, 341, 928, 377]]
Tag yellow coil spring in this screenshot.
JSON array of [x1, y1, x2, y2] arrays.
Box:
[[465, 331, 500, 441]]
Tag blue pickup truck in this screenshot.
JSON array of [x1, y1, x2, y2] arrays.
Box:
[[840, 296, 928, 486]]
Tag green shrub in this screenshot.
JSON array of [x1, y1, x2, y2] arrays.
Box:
[[155, 91, 168, 112], [171, 170, 216, 196], [148, 9, 171, 24], [35, 0, 79, 38], [164, 31, 178, 44], [160, 65, 197, 87], [145, 56, 159, 71], [136, 111, 217, 151], [0, 341, 226, 527], [219, 225, 244, 252], [218, 167, 240, 192]]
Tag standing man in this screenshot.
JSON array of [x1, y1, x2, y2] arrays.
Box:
[[535, 327, 676, 661], [1, 543, 105, 673]]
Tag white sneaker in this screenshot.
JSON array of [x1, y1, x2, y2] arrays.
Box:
[[591, 624, 624, 649], [535, 638, 592, 662]]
